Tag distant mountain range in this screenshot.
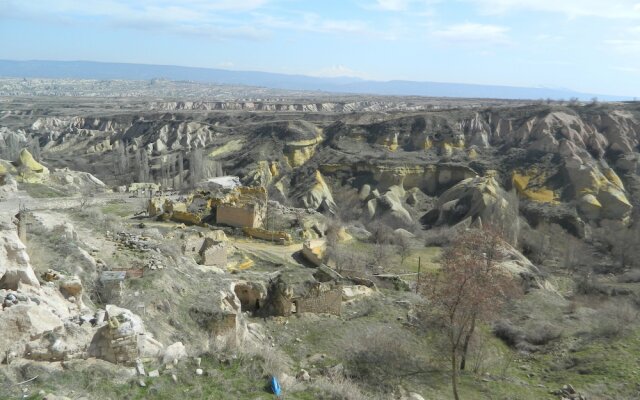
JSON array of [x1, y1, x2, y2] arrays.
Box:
[[0, 59, 630, 101]]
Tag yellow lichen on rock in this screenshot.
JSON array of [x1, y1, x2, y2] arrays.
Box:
[[512, 171, 556, 203], [171, 211, 203, 225], [604, 168, 624, 190], [379, 133, 399, 151], [301, 238, 326, 267], [243, 227, 292, 244], [14, 148, 49, 183], [18, 149, 49, 174], [208, 139, 244, 158], [147, 197, 164, 216], [285, 132, 323, 167], [286, 145, 316, 167], [336, 227, 353, 242], [269, 162, 279, 178], [231, 257, 254, 271]]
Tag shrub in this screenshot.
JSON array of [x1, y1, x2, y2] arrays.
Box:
[[339, 325, 422, 391], [309, 375, 375, 400], [524, 322, 563, 345], [493, 319, 523, 347], [592, 300, 638, 339]]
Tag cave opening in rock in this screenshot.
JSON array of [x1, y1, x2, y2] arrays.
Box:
[[233, 283, 262, 314]]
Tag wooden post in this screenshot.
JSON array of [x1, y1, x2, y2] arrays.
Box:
[[415, 256, 421, 293]]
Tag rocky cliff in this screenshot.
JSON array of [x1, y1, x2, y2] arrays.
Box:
[[2, 100, 639, 235]]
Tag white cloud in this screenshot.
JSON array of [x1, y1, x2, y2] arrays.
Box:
[[365, 0, 440, 12], [373, 0, 409, 11], [432, 23, 509, 43], [1, 0, 271, 40], [465, 0, 640, 19], [258, 12, 388, 38]]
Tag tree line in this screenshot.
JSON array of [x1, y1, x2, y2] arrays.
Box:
[[112, 141, 223, 189]]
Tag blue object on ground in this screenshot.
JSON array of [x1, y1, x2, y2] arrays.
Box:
[[271, 376, 282, 396]]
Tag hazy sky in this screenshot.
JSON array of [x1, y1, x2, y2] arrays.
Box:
[[1, 0, 640, 96]]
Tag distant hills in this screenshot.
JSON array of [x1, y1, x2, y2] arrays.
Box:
[[0, 59, 629, 101]]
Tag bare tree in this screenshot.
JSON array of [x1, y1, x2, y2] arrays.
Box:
[[420, 227, 520, 400], [188, 148, 203, 187], [135, 148, 151, 183], [395, 234, 412, 266], [178, 152, 184, 189]]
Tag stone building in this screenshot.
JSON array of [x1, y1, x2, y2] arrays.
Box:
[[215, 187, 267, 228], [200, 238, 227, 266]]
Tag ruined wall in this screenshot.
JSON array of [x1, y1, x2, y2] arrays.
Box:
[[201, 241, 227, 266], [243, 227, 292, 244], [294, 287, 342, 316], [217, 205, 260, 228], [171, 210, 203, 225]]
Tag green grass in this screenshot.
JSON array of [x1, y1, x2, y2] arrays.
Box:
[[20, 182, 70, 198], [16, 355, 341, 400], [101, 201, 138, 217]]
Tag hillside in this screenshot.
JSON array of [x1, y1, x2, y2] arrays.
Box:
[[0, 94, 639, 399]]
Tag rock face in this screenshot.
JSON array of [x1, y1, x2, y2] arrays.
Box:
[[421, 173, 517, 234], [300, 171, 337, 214], [0, 224, 40, 289], [3, 101, 639, 235]]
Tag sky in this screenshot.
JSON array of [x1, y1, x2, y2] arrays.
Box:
[[1, 0, 640, 97]]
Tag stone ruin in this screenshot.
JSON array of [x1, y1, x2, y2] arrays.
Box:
[[148, 185, 267, 229], [89, 305, 163, 365], [294, 282, 342, 316], [180, 229, 228, 267], [0, 221, 163, 367]]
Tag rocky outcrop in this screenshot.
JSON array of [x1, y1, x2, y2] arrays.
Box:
[[0, 224, 40, 289], [0, 223, 163, 366], [421, 173, 517, 230], [300, 171, 337, 214], [89, 304, 163, 365], [366, 185, 414, 228]]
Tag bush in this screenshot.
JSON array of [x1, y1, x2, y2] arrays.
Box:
[[493, 319, 523, 347], [524, 322, 563, 345], [618, 269, 640, 283], [423, 226, 458, 247], [309, 375, 375, 400], [592, 300, 638, 339], [494, 319, 562, 347], [339, 325, 422, 391]]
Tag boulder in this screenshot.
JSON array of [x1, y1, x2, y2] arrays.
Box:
[[52, 222, 79, 241], [0, 173, 18, 193], [421, 174, 518, 242], [59, 276, 83, 297], [0, 304, 64, 360], [163, 342, 188, 365], [367, 186, 414, 227], [342, 285, 375, 301]]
